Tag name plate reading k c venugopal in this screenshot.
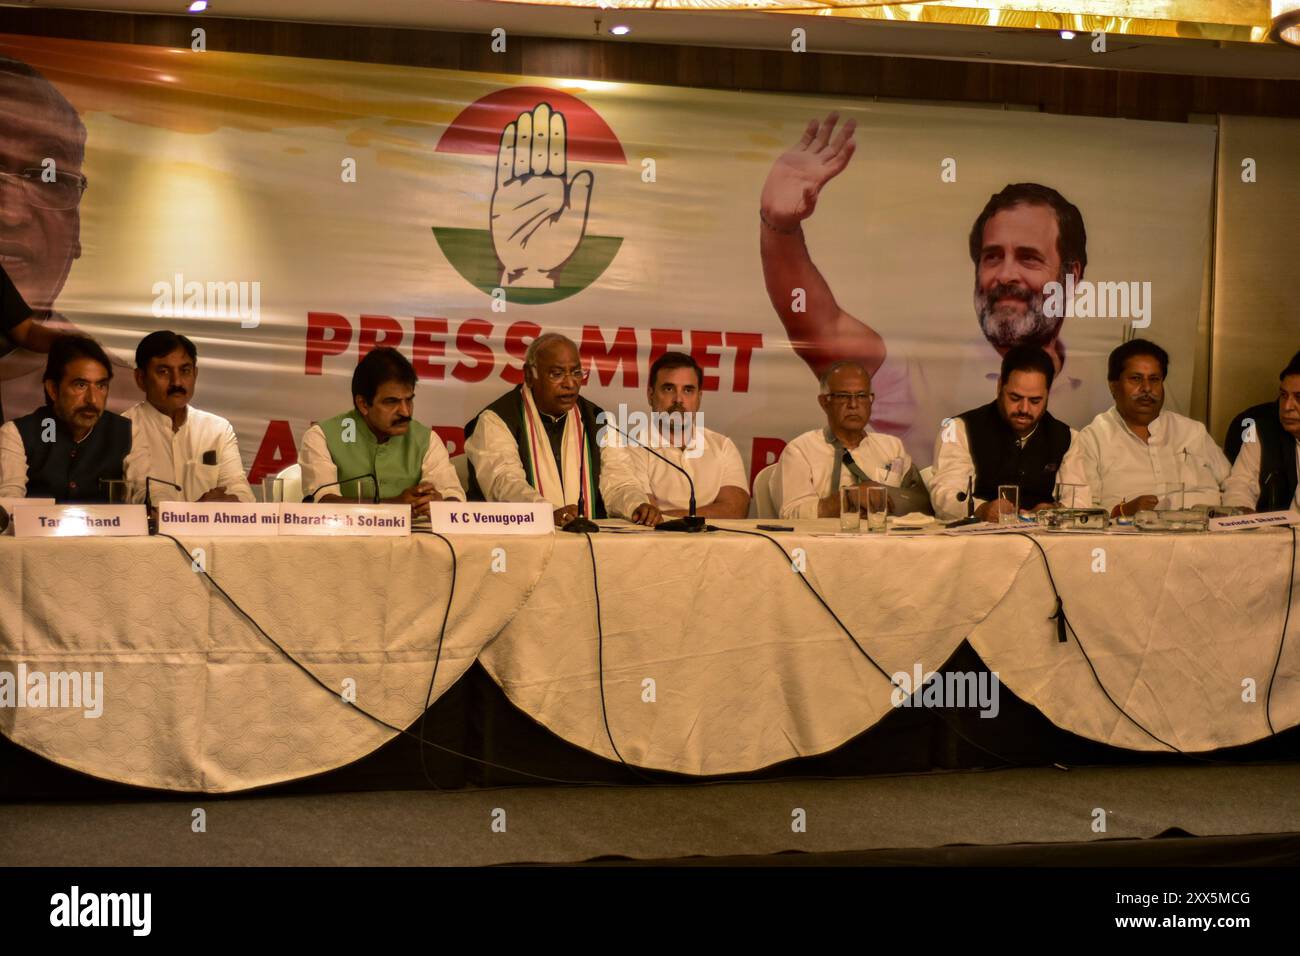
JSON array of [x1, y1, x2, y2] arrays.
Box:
[[157, 502, 284, 535], [278, 503, 411, 536], [13, 504, 149, 537], [427, 502, 554, 535]]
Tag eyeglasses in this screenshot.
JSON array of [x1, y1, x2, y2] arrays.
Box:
[[827, 391, 874, 405], [0, 167, 89, 211], [536, 365, 590, 385]]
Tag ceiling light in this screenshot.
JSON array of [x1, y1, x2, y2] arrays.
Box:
[[610, 25, 631, 36], [1272, 0, 1300, 45], [188, 1, 208, 13], [1059, 30, 1076, 39]]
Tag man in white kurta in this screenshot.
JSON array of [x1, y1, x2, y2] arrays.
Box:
[[779, 361, 932, 519], [1058, 339, 1229, 515], [623, 351, 749, 518], [124, 332, 253, 503]]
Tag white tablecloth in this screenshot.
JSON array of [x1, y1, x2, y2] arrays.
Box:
[[2, 521, 1296, 789]]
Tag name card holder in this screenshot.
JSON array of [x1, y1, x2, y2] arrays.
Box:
[[427, 501, 554, 535], [1, 498, 54, 534], [279, 503, 411, 536], [13, 504, 149, 538], [1209, 509, 1300, 532], [157, 502, 283, 536]]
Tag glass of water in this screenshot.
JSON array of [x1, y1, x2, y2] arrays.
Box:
[[997, 484, 1020, 525], [865, 486, 889, 532], [840, 486, 861, 533], [260, 477, 284, 504]]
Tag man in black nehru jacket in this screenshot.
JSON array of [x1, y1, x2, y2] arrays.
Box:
[[930, 344, 1077, 521], [0, 335, 149, 502]]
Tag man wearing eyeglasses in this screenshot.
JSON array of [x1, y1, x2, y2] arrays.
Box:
[[0, 57, 90, 425], [778, 360, 931, 519], [464, 332, 661, 527]]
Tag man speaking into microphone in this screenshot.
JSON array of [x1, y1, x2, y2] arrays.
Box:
[[623, 351, 749, 519], [299, 347, 463, 515], [463, 332, 660, 527]]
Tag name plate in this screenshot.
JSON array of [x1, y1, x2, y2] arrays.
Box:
[[1209, 509, 1300, 532], [0, 497, 54, 533], [157, 502, 283, 536], [427, 501, 554, 535], [278, 503, 411, 536], [13, 504, 149, 538]]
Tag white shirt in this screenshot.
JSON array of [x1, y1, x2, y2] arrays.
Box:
[[1058, 405, 1231, 511], [778, 427, 911, 519], [0, 414, 151, 501], [299, 422, 464, 501], [930, 416, 1079, 521], [464, 409, 648, 519], [123, 401, 254, 503], [627, 425, 748, 513], [1222, 432, 1300, 510]]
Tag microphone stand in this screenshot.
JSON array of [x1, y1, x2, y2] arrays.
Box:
[[303, 473, 381, 504], [144, 475, 184, 536], [608, 419, 712, 533], [944, 474, 981, 528]]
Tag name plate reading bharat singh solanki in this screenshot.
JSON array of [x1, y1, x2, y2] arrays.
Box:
[[13, 504, 149, 538], [426, 501, 554, 535], [157, 502, 284, 535], [278, 503, 411, 536]]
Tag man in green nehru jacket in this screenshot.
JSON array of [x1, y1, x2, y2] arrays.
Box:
[[298, 347, 464, 514]]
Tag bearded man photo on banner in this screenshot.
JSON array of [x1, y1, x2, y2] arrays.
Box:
[[759, 112, 1097, 466]]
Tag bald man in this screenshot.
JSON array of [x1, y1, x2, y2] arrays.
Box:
[[464, 332, 661, 528]]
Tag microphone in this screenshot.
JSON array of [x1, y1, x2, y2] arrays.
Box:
[[604, 417, 710, 533], [946, 474, 980, 528], [145, 475, 183, 510], [1262, 471, 1278, 511], [558, 413, 600, 534], [303, 472, 380, 504]]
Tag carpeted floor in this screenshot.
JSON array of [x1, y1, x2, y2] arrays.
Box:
[[2, 763, 1298, 866]]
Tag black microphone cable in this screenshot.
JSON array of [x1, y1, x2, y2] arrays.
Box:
[[1263, 524, 1297, 736], [713, 526, 1023, 770], [155, 530, 602, 787]]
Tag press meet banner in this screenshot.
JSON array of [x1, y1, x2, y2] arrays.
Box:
[[0, 34, 1216, 486]]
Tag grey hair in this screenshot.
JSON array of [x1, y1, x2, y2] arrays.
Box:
[[818, 360, 871, 394], [525, 332, 579, 368]]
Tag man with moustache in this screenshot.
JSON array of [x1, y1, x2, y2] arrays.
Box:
[[0, 57, 90, 423], [464, 332, 661, 527], [931, 344, 1076, 521], [123, 330, 254, 503], [621, 351, 749, 519], [778, 360, 932, 519], [1221, 350, 1300, 511], [1059, 339, 1230, 516], [0, 335, 149, 501], [759, 112, 1098, 465], [298, 347, 463, 515]]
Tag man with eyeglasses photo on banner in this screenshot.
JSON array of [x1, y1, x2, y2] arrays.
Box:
[[0, 56, 95, 426], [464, 331, 662, 528], [778, 359, 932, 519]]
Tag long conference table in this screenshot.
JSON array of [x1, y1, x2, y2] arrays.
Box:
[[1, 519, 1298, 793]]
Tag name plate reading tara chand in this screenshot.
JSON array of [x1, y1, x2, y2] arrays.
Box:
[[13, 504, 149, 538], [278, 503, 411, 536], [157, 502, 284, 536], [426, 501, 554, 535]]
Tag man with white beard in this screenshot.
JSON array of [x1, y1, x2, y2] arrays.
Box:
[[758, 113, 1106, 464]]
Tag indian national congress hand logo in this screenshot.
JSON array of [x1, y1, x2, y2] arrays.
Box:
[[433, 87, 627, 304]]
